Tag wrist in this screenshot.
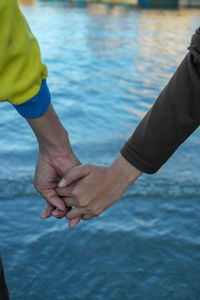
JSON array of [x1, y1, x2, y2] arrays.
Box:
[[37, 127, 70, 154], [37, 135, 80, 176], [108, 154, 142, 189], [27, 103, 70, 153]]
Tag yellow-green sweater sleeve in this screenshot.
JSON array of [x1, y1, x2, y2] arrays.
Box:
[[0, 0, 51, 118]]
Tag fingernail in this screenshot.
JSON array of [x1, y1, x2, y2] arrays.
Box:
[[69, 219, 79, 228], [68, 222, 75, 229], [58, 178, 66, 187]]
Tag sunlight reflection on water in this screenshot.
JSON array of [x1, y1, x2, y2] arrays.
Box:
[[1, 2, 200, 299]]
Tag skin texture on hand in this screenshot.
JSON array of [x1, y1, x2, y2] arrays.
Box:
[[27, 103, 81, 224], [56, 154, 142, 228]]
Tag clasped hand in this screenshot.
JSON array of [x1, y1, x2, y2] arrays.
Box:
[[39, 154, 141, 228], [30, 105, 141, 228]]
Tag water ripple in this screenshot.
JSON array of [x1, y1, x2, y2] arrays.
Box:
[[1, 2, 200, 300]]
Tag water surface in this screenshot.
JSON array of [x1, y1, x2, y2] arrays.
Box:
[[0, 2, 200, 299]]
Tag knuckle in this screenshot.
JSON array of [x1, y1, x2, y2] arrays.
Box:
[[81, 198, 90, 207], [74, 195, 89, 208], [72, 186, 79, 198]]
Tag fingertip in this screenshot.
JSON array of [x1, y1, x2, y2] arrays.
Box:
[[68, 221, 75, 228], [51, 210, 65, 219], [51, 211, 59, 218], [40, 203, 55, 219], [68, 218, 81, 228], [56, 202, 66, 212], [40, 212, 51, 219]]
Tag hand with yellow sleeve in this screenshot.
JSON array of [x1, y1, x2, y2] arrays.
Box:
[[0, 0, 81, 224]]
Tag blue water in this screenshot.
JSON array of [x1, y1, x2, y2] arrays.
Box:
[[1, 2, 200, 299]]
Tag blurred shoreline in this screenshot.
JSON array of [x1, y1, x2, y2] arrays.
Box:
[[18, 0, 200, 8]]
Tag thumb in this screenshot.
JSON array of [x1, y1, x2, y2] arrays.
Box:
[[58, 164, 91, 187]]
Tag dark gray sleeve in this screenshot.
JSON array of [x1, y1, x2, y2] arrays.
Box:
[[120, 27, 200, 174]]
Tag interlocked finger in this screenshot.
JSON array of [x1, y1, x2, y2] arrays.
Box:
[[56, 184, 75, 197], [66, 207, 83, 220], [51, 207, 71, 219], [62, 197, 76, 208]]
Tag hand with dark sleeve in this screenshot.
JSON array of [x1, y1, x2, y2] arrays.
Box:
[[56, 27, 200, 227]]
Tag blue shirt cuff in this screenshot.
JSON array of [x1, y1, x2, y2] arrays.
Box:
[[13, 79, 51, 119]]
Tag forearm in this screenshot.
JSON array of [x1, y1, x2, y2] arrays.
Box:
[[121, 27, 200, 174], [28, 103, 80, 213], [27, 103, 69, 153]]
